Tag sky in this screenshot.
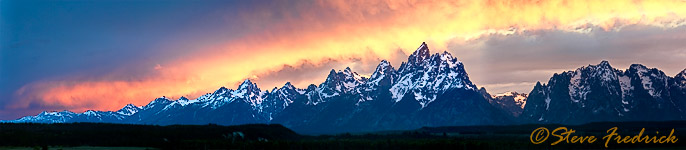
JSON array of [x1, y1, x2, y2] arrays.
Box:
[[1, 0, 686, 120]]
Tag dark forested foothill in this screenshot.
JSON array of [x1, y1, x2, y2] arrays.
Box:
[[1, 121, 685, 149]]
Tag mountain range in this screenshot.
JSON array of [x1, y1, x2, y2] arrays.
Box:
[[522, 60, 686, 124], [3, 42, 686, 134]]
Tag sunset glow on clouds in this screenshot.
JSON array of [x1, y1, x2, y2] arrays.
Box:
[[3, 0, 686, 119]]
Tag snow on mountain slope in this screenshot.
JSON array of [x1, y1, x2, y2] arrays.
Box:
[[491, 91, 528, 109], [483, 89, 528, 117], [116, 104, 143, 116], [390, 42, 476, 108], [5, 103, 144, 123], [522, 61, 686, 124]]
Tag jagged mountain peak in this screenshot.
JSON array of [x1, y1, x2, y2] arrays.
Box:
[[238, 79, 258, 90], [275, 82, 304, 97], [390, 42, 476, 107], [233, 79, 261, 96], [122, 103, 138, 109], [342, 67, 365, 81], [598, 60, 611, 66], [343, 66, 353, 73], [408, 42, 430, 65], [487, 91, 528, 117], [230, 79, 265, 108], [83, 110, 100, 116], [376, 60, 394, 72], [117, 104, 142, 116], [568, 60, 621, 90], [576, 60, 613, 69], [282, 82, 296, 90], [491, 91, 528, 108], [144, 96, 174, 109], [214, 87, 230, 95], [369, 60, 396, 81], [435, 50, 463, 69], [626, 63, 667, 78], [324, 67, 365, 83], [677, 68, 686, 79], [324, 69, 339, 83], [399, 43, 466, 74], [626, 63, 668, 79], [40, 110, 74, 116], [153, 96, 173, 103], [590, 60, 615, 74], [376, 60, 392, 70], [319, 67, 366, 97], [581, 60, 615, 73], [8, 110, 79, 123], [478, 87, 488, 93], [567, 61, 623, 103], [327, 69, 337, 76], [626, 64, 670, 98], [629, 63, 648, 70], [306, 84, 317, 91], [493, 91, 524, 97]]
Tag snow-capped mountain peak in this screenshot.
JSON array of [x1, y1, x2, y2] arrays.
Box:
[[523, 60, 685, 124], [83, 110, 99, 116], [676, 69, 686, 88], [282, 82, 296, 90], [275, 82, 300, 98], [368, 60, 396, 86], [627, 64, 669, 98], [408, 42, 430, 65], [321, 67, 365, 94], [343, 66, 353, 74], [240, 79, 254, 88], [677, 69, 686, 79], [230, 79, 266, 109], [373, 60, 393, 74], [232, 79, 260, 98], [567, 60, 622, 103], [144, 97, 173, 110], [7, 109, 134, 124], [12, 110, 78, 123], [491, 91, 528, 109], [585, 60, 616, 80], [486, 90, 528, 117], [598, 60, 611, 66], [41, 110, 75, 117], [117, 104, 142, 116], [390, 42, 476, 107], [213, 87, 229, 95]]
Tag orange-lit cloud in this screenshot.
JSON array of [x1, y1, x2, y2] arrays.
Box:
[[10, 0, 686, 114]]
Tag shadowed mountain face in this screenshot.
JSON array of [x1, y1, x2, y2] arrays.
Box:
[[521, 61, 686, 124], [3, 43, 511, 134], [481, 90, 528, 118]]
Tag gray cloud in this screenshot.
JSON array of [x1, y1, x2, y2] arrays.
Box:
[[250, 48, 409, 90], [451, 25, 686, 94]]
